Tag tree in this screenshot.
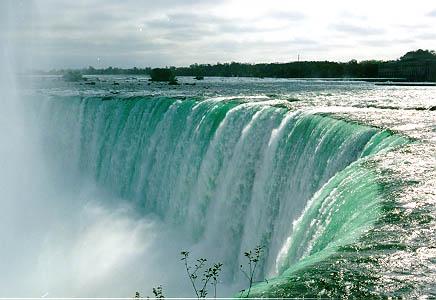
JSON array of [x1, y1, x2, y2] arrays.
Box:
[[239, 245, 264, 298], [152, 285, 165, 299], [180, 251, 223, 299], [149, 68, 176, 82], [400, 49, 436, 61]]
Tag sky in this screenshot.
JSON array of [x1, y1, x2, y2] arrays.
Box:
[[4, 0, 436, 68]]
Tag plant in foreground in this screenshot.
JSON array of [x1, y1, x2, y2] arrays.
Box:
[[152, 285, 165, 299], [135, 246, 265, 298], [239, 245, 264, 298], [181, 251, 223, 299]]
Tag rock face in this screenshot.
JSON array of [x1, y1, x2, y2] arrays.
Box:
[[150, 68, 176, 82]]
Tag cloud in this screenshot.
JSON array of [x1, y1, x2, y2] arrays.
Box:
[[266, 11, 306, 21], [428, 9, 436, 17], [8, 0, 436, 68], [399, 23, 430, 29], [361, 38, 416, 47], [331, 23, 385, 35], [337, 11, 368, 21], [415, 32, 436, 40]]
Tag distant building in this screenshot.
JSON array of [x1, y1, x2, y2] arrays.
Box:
[[379, 49, 436, 82]]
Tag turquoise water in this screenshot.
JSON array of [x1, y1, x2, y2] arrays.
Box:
[[27, 77, 435, 298]]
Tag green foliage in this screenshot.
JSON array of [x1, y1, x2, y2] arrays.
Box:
[[175, 60, 380, 78], [181, 251, 223, 299], [41, 49, 435, 81], [152, 285, 165, 299], [239, 245, 264, 298], [135, 247, 266, 299], [400, 49, 436, 61], [150, 68, 176, 82]]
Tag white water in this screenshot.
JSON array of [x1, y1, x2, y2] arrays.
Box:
[[0, 2, 191, 297], [31, 94, 408, 297], [0, 2, 423, 297]]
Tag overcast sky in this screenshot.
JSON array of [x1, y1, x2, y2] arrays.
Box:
[[5, 0, 436, 68]]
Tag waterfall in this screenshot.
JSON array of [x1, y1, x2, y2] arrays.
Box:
[[38, 95, 408, 286]]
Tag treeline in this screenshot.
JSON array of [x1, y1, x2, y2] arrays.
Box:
[[41, 60, 380, 78], [379, 49, 436, 81], [39, 50, 435, 80], [174, 60, 381, 78], [42, 66, 152, 76]]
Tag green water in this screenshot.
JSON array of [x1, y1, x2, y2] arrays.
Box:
[[35, 91, 435, 298]]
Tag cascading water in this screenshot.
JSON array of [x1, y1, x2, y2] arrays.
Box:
[[2, 0, 434, 297], [36, 95, 409, 296]]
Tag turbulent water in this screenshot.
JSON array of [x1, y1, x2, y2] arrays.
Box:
[[18, 76, 436, 297]]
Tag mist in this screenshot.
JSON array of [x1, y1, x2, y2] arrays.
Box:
[[4, 1, 424, 298], [0, 1, 207, 297]]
